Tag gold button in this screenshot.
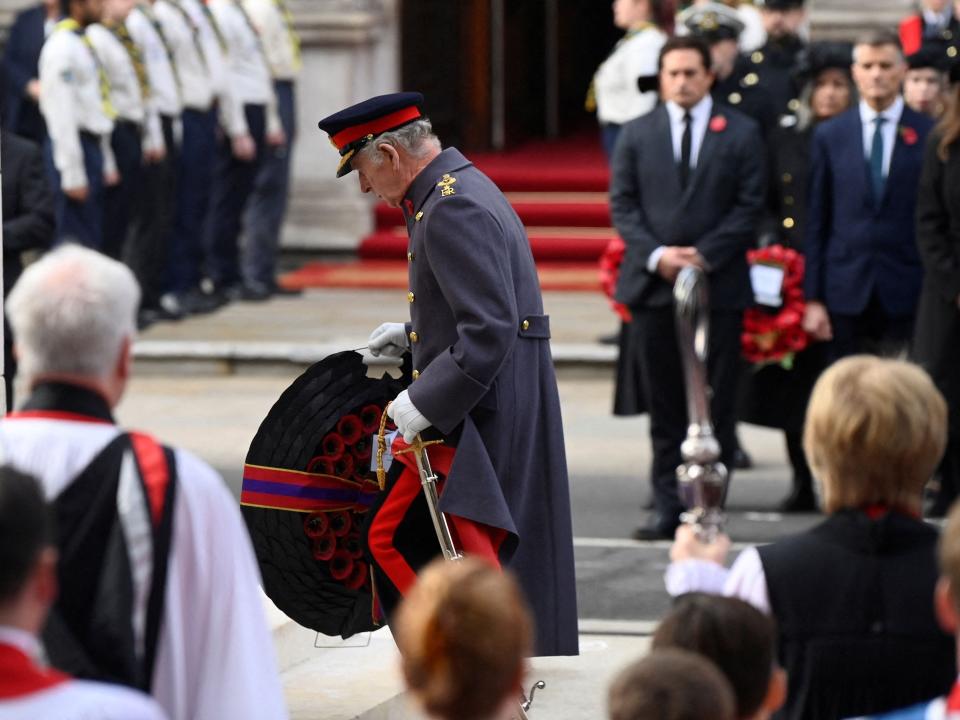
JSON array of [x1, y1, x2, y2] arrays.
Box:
[[412, 370, 420, 380], [743, 72, 759, 87], [521, 319, 530, 331], [409, 331, 419, 344], [945, 30, 953, 40], [407, 291, 415, 303], [783, 217, 795, 229], [949, 46, 958, 58], [728, 92, 742, 105], [788, 98, 801, 112], [751, 51, 764, 64], [782, 172, 793, 184], [785, 196, 795, 206], [415, 211, 423, 221], [407, 251, 415, 262]]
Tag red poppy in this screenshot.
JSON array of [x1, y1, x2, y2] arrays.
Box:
[[900, 126, 918, 146], [709, 115, 727, 133]]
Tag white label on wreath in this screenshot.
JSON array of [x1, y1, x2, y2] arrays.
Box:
[[751, 264, 785, 307]]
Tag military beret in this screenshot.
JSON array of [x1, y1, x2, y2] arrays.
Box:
[[793, 41, 853, 85], [907, 42, 953, 72], [682, 2, 745, 43], [756, 0, 806, 9], [317, 92, 425, 178]]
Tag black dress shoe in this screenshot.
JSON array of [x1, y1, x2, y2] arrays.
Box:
[[631, 525, 677, 541], [779, 486, 818, 513], [240, 282, 272, 302]]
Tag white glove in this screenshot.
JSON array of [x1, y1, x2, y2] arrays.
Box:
[[368, 322, 409, 358], [388, 390, 431, 443]]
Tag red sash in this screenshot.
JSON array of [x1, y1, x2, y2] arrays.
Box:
[[0, 643, 69, 700]]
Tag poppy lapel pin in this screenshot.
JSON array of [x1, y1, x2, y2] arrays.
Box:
[[709, 115, 728, 133]]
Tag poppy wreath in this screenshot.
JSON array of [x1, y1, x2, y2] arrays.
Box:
[[741, 245, 809, 368]]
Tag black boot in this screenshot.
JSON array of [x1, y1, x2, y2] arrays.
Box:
[[780, 430, 817, 513]]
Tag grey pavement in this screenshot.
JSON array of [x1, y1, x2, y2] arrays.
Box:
[[108, 287, 819, 719]]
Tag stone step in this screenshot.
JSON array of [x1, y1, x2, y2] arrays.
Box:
[[809, 0, 912, 39]]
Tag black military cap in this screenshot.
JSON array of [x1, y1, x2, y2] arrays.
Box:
[[757, 0, 806, 9], [907, 42, 953, 72], [318, 92, 425, 177], [793, 41, 853, 85], [683, 2, 744, 43]]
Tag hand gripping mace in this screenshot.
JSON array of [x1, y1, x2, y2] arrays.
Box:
[[377, 411, 544, 719], [673, 267, 728, 542]]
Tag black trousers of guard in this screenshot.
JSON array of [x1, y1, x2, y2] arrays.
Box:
[[630, 307, 742, 533]]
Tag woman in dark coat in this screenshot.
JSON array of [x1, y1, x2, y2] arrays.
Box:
[[739, 42, 855, 512], [913, 65, 960, 516]]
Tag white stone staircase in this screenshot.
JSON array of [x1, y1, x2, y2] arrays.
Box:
[[809, 0, 914, 39]]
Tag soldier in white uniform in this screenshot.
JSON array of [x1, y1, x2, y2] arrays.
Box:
[[240, 0, 300, 298], [125, 0, 182, 320], [206, 0, 284, 301], [87, 0, 155, 263], [0, 468, 167, 720], [152, 0, 225, 315], [38, 0, 117, 249]]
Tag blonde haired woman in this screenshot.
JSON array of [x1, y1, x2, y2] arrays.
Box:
[[394, 558, 532, 720], [667, 356, 956, 719]]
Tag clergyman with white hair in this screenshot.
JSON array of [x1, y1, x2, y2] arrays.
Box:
[[0, 244, 289, 720], [315, 93, 579, 657]]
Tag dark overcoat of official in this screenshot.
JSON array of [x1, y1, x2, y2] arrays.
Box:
[[611, 102, 765, 532], [401, 147, 579, 657], [913, 130, 960, 510]]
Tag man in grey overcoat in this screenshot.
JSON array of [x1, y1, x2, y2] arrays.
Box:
[[318, 92, 579, 657]]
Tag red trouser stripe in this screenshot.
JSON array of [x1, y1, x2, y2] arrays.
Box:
[[367, 439, 504, 596]]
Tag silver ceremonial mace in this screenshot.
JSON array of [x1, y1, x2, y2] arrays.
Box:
[[673, 267, 728, 542]]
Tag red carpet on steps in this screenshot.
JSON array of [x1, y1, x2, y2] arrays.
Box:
[[282, 260, 602, 292], [281, 134, 615, 291]]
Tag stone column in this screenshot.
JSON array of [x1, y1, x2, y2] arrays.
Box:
[[284, 0, 400, 251]]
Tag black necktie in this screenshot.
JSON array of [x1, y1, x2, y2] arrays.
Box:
[[679, 111, 692, 189]]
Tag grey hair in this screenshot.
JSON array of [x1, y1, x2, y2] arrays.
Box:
[[852, 29, 905, 65], [355, 118, 441, 166], [6, 244, 140, 383]]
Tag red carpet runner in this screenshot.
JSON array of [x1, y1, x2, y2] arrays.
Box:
[[282, 135, 613, 292]]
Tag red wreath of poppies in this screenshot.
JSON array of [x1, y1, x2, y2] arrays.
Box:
[[599, 237, 633, 323], [299, 405, 397, 593], [741, 245, 809, 367]]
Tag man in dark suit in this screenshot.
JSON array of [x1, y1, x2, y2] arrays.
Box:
[[803, 30, 935, 359], [2, 1, 58, 142], [1, 130, 55, 409], [611, 35, 766, 539]]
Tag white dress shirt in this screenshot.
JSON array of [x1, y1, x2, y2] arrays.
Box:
[[153, 0, 215, 111], [666, 95, 713, 167], [208, 0, 281, 137], [0, 418, 289, 720], [0, 627, 167, 720], [923, 6, 954, 32], [86, 24, 146, 124], [593, 26, 665, 125], [38, 26, 117, 190], [126, 5, 182, 120], [646, 95, 714, 272], [859, 95, 904, 179], [243, 0, 300, 81], [664, 546, 772, 614]]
